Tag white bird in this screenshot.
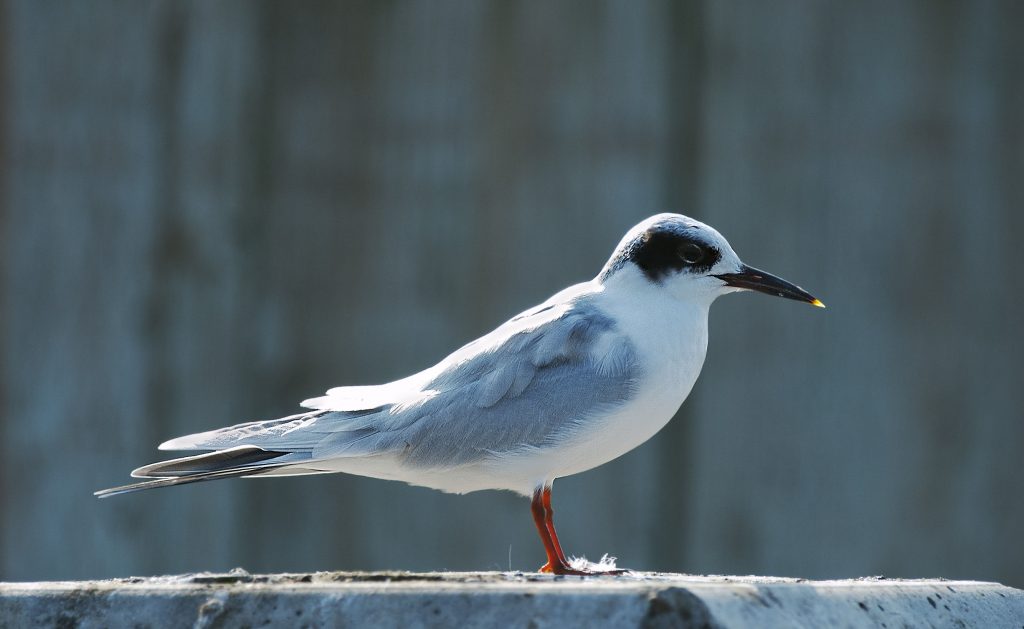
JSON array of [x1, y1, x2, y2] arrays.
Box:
[[97, 213, 823, 575]]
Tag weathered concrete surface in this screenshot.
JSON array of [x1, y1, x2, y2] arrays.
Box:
[[2, 571, 1022, 629]]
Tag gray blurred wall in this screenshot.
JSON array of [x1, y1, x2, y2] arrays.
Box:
[[2, 0, 1022, 586]]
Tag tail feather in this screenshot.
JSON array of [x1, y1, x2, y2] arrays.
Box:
[[131, 446, 292, 478], [96, 446, 303, 499], [95, 464, 285, 498]]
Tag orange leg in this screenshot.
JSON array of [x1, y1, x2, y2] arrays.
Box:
[[541, 487, 569, 566], [530, 485, 626, 576], [530, 487, 563, 573]]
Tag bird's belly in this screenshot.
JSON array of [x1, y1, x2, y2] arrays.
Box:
[[560, 382, 688, 474]]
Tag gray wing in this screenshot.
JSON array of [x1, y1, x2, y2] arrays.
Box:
[[151, 299, 639, 469], [310, 301, 641, 467], [97, 299, 641, 498]]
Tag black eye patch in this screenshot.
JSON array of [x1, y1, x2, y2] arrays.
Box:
[[629, 228, 720, 282]]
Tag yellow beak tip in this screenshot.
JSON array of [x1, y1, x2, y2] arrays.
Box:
[[810, 299, 826, 309]]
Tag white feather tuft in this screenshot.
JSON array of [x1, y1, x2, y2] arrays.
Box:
[[567, 553, 619, 572]]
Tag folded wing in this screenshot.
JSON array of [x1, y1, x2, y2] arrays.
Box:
[[96, 292, 639, 496]]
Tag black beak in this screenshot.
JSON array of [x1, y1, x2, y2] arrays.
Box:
[[714, 264, 825, 308]]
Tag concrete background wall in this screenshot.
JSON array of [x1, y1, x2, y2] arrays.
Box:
[[1, 0, 1022, 586]]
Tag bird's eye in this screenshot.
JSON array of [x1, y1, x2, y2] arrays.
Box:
[[678, 243, 704, 264]]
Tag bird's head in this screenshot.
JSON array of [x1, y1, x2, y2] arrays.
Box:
[[598, 213, 824, 308]]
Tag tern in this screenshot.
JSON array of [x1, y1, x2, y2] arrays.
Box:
[[97, 213, 823, 575]]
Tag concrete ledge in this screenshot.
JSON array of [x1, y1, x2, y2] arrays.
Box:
[[2, 570, 1022, 628]]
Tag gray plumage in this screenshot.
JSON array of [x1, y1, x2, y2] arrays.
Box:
[[373, 306, 639, 468], [97, 287, 641, 496]]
